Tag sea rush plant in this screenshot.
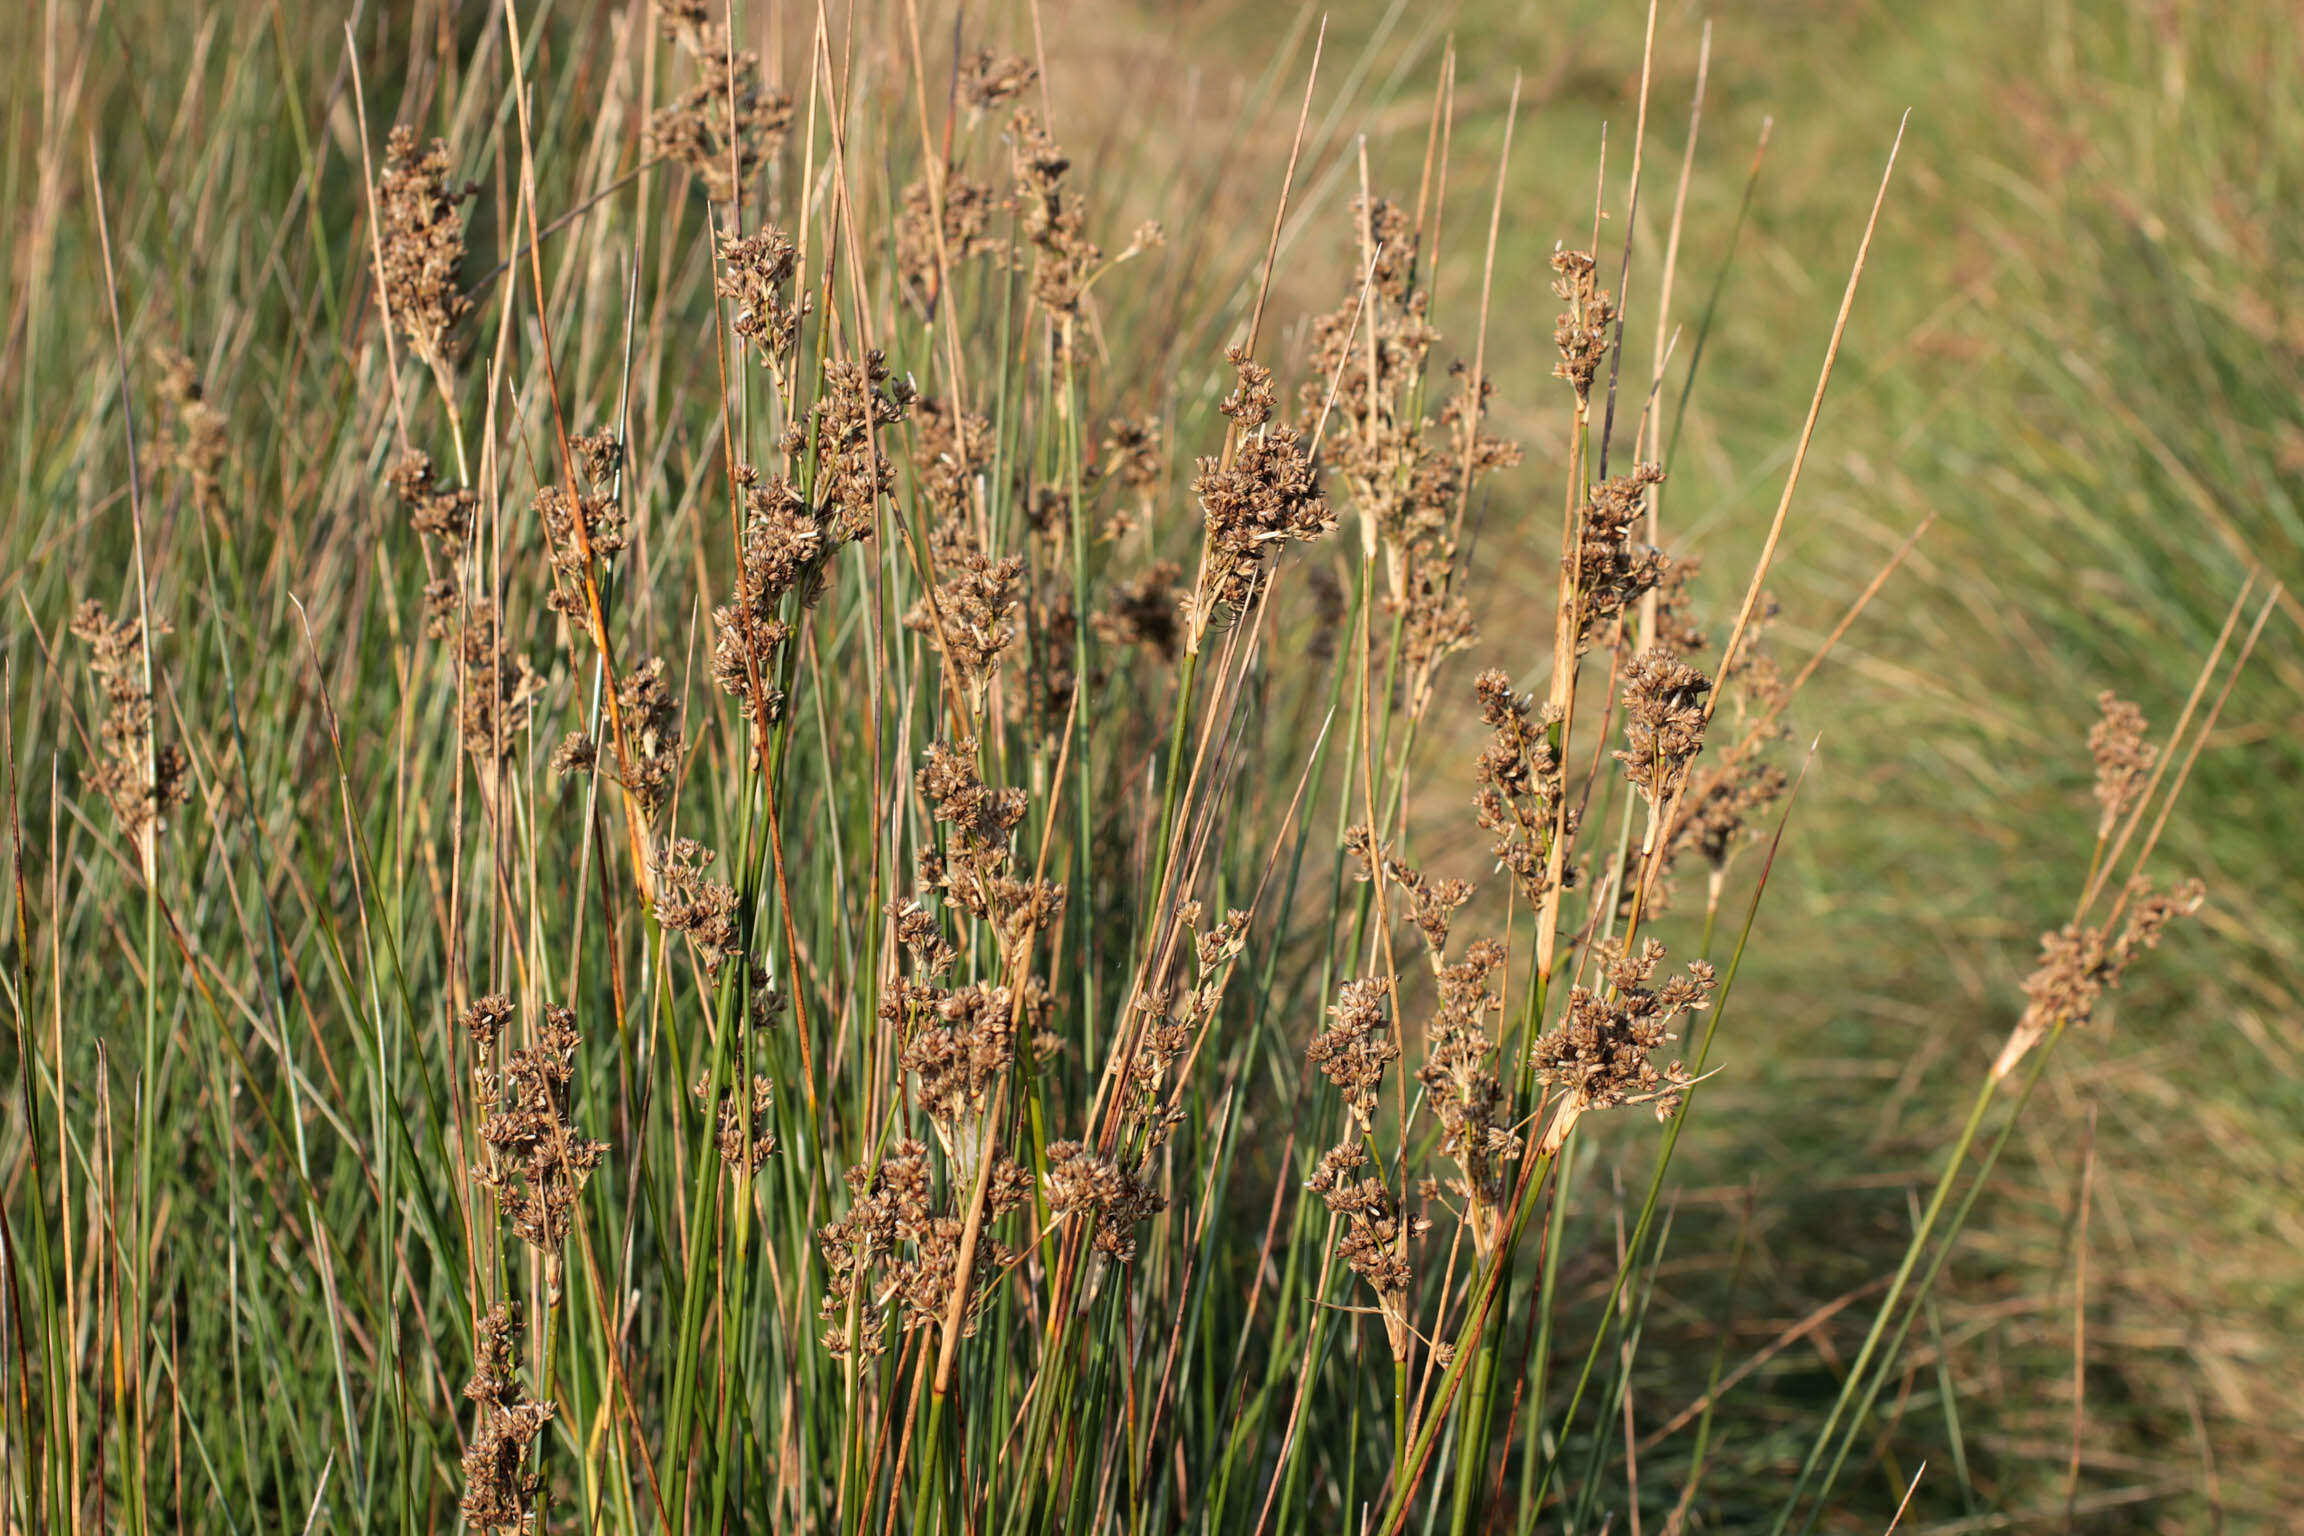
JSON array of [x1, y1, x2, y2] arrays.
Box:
[[0, 4, 2258, 1534]]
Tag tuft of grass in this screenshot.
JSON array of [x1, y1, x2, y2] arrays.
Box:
[[0, 3, 2281, 1534]]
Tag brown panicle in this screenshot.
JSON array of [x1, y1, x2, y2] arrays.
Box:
[[376, 125, 473, 379]]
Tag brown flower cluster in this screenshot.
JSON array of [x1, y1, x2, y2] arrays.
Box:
[[897, 175, 1000, 312], [473, 1004, 606, 1255], [896, 980, 1016, 1180], [1397, 365, 1521, 713], [1550, 247, 1616, 402], [712, 466, 826, 733], [393, 451, 475, 571], [916, 546, 1025, 712], [1616, 648, 1713, 810], [1122, 903, 1251, 1120], [1097, 415, 1167, 527], [1045, 1139, 1164, 1263], [646, 2, 794, 204], [1566, 464, 1668, 654], [1412, 935, 1516, 1256], [1298, 196, 1518, 716], [817, 1139, 1032, 1356], [1992, 695, 2204, 1080], [391, 450, 475, 643], [1308, 976, 1395, 1131], [611, 657, 684, 822], [392, 443, 536, 769], [460, 1302, 551, 1534], [904, 399, 1027, 710], [1009, 110, 1099, 322], [960, 50, 1038, 116], [455, 598, 542, 769], [2008, 878, 2204, 1054], [2088, 691, 2156, 839], [155, 349, 226, 520], [1668, 760, 1790, 887], [71, 602, 189, 873], [537, 473, 629, 614], [718, 228, 809, 375], [1533, 937, 1714, 1124], [703, 1071, 778, 1173], [914, 741, 1065, 948], [1092, 559, 1182, 662], [814, 350, 914, 540], [1308, 1141, 1427, 1359], [376, 126, 473, 378], [1305, 196, 1442, 550], [1186, 350, 1333, 637], [1649, 553, 1708, 661], [912, 397, 995, 535], [1472, 668, 1569, 906], [654, 836, 741, 975]]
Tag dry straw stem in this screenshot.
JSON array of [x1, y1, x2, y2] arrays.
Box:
[[1619, 112, 1909, 946], [501, 0, 660, 907]]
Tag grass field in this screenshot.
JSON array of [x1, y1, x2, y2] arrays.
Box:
[[2, 1, 2297, 1532]]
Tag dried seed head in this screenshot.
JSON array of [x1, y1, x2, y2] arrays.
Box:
[[612, 657, 684, 822], [1616, 649, 1713, 809], [472, 1004, 606, 1255], [1308, 1140, 1427, 1359], [897, 981, 1015, 1178], [1187, 350, 1333, 634], [896, 176, 1000, 311], [701, 1072, 777, 1172], [1306, 976, 1396, 1130], [1219, 348, 1276, 429], [456, 600, 542, 768], [653, 836, 741, 974], [1092, 560, 1183, 663], [817, 1136, 1021, 1355], [71, 601, 189, 873], [645, 22, 793, 204], [461, 1302, 552, 1534], [2015, 877, 2205, 1041], [155, 348, 226, 519], [1673, 759, 1791, 880], [910, 548, 1025, 711], [960, 50, 1038, 114], [549, 731, 598, 779], [376, 126, 473, 376], [1649, 554, 1708, 661], [913, 741, 1066, 946], [462, 994, 515, 1052], [910, 396, 996, 533], [814, 350, 914, 540], [1414, 937, 1516, 1256], [1550, 246, 1616, 402], [1045, 1140, 1164, 1263], [712, 469, 825, 732], [718, 228, 809, 370], [1009, 110, 1100, 323], [571, 430, 622, 491], [1098, 416, 1166, 496], [2088, 691, 2156, 839], [1472, 669, 1570, 906], [1567, 465, 1668, 653], [537, 481, 629, 608], [1534, 937, 1714, 1122], [392, 450, 477, 561]]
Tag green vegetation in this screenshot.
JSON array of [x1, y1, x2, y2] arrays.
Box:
[[1, 1, 2293, 1532]]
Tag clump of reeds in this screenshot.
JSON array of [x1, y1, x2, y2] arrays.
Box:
[[19, 11, 2273, 1536]]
